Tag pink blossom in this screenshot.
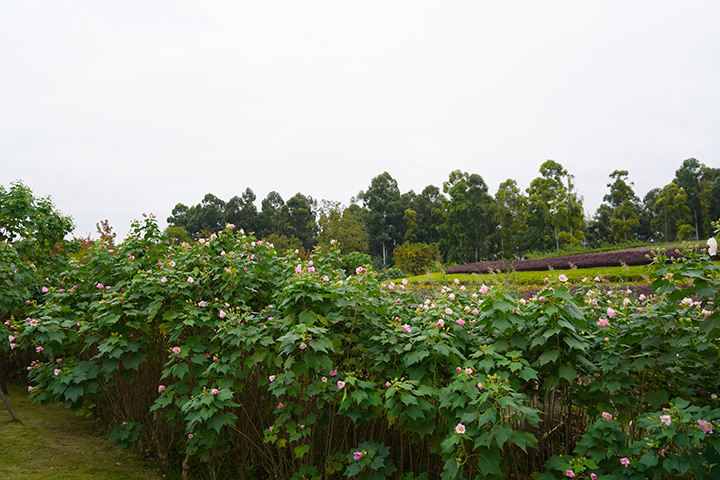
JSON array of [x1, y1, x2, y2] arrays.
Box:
[[211, 388, 219, 395], [330, 370, 337, 377], [170, 261, 176, 267], [28, 386, 33, 392], [477, 382, 483, 390], [278, 403, 284, 409], [538, 296, 546, 303], [337, 381, 345, 389], [602, 412, 613, 421], [449, 293, 455, 300], [322, 275, 329, 281], [97, 283, 103, 289], [322, 377, 327, 382], [172, 347, 181, 355], [559, 274, 568, 282], [565, 470, 575, 478], [456, 367, 462, 372], [269, 375, 276, 382], [269, 426, 274, 432], [591, 474, 597, 480], [698, 419, 714, 434], [219, 310, 226, 318], [455, 423, 466, 434], [161, 276, 167, 283], [402, 324, 411, 333], [385, 381, 390, 387], [226, 268, 232, 274], [198, 301, 206, 307], [456, 319, 465, 326], [355, 266, 366, 274], [436, 319, 445, 328], [712, 394, 718, 399], [158, 385, 165, 392], [54, 369, 61, 376], [479, 284, 489, 294], [299, 342, 307, 349], [472, 308, 479, 315], [353, 451, 363, 460], [42, 286, 48, 293], [445, 307, 453, 315], [295, 265, 302, 274], [36, 346, 43, 353], [188, 434, 193, 439], [660, 415, 671, 426], [308, 266, 315, 273], [607, 307, 616, 318], [597, 318, 610, 327], [464, 367, 472, 374], [620, 457, 630, 467], [187, 276, 194, 283]]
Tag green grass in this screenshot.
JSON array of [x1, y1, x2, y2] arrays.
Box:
[[0, 384, 163, 480], [402, 264, 652, 287]]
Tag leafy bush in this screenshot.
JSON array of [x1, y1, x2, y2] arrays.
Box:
[[3, 217, 720, 479], [393, 242, 441, 276]]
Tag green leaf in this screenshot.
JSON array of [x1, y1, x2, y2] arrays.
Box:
[[294, 444, 310, 459], [558, 365, 577, 383]]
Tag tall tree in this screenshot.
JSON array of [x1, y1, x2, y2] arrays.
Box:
[[437, 170, 496, 264], [525, 160, 584, 251], [356, 172, 404, 267], [494, 179, 527, 258], [278, 193, 318, 250], [224, 188, 258, 234], [256, 191, 285, 240], [408, 185, 445, 244], [604, 170, 640, 243], [586, 204, 614, 247], [317, 201, 368, 254], [166, 193, 226, 239], [654, 182, 692, 241]]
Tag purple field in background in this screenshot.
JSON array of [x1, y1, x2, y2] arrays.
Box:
[[445, 247, 710, 275]]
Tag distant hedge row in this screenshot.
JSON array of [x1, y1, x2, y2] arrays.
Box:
[[445, 247, 710, 274]]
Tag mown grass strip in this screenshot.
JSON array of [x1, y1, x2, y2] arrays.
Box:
[[0, 384, 163, 480]]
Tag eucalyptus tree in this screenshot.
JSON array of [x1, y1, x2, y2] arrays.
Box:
[[494, 179, 527, 258], [356, 172, 404, 267], [316, 200, 368, 254], [437, 170, 497, 264], [525, 160, 584, 251], [604, 170, 640, 243]]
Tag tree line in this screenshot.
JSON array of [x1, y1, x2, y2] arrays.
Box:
[[166, 158, 720, 269]]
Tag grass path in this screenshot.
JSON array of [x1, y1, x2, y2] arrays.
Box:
[[0, 383, 163, 480]]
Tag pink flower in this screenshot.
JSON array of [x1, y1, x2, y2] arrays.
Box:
[[211, 388, 219, 395], [456, 319, 465, 326], [565, 470, 575, 478], [660, 415, 671, 426], [597, 318, 610, 327], [337, 381, 345, 389], [198, 301, 206, 307], [353, 451, 363, 460], [322, 275, 329, 281], [449, 293, 455, 300], [278, 403, 284, 409], [188, 434, 193, 439], [219, 310, 226, 318], [538, 296, 546, 303], [445, 307, 453, 315], [226, 268, 232, 274], [54, 369, 61, 376], [472, 308, 479, 315], [698, 419, 714, 434], [96, 283, 103, 289], [455, 423, 466, 435], [477, 382, 483, 390], [42, 286, 48, 293], [161, 276, 167, 283], [402, 324, 411, 333], [36, 346, 43, 353], [308, 266, 315, 273], [187, 276, 194, 283], [295, 265, 302, 274], [158, 385, 165, 392], [607, 307, 616, 318], [172, 347, 181, 355], [479, 284, 489, 294], [299, 342, 307, 349], [591, 474, 597, 480], [620, 457, 630, 467], [456, 367, 462, 372], [602, 412, 613, 421], [269, 375, 276, 382], [322, 377, 327, 382], [436, 319, 445, 327], [559, 274, 568, 282], [269, 426, 274, 432], [28, 386, 33, 392], [330, 370, 337, 377], [30, 319, 38, 326], [385, 381, 390, 387], [355, 266, 366, 274], [169, 261, 176, 267], [712, 394, 718, 399]]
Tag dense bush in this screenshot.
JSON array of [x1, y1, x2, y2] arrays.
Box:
[[393, 242, 441, 276], [2, 216, 719, 479]]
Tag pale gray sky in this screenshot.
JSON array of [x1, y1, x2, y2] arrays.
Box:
[[2, 1, 718, 238]]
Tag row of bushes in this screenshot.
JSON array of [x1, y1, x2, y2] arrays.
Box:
[[2, 216, 720, 479]]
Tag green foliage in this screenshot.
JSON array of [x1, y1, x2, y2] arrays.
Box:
[[393, 242, 441, 276], [317, 201, 369, 254], [6, 211, 720, 479]]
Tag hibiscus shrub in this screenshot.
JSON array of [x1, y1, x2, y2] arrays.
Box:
[[3, 216, 720, 479]]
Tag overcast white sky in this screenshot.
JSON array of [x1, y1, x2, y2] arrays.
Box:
[[2, 1, 718, 239]]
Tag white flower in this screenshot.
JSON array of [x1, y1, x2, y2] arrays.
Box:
[[708, 237, 718, 256]]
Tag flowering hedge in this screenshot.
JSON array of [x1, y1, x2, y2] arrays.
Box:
[[2, 216, 720, 479]]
